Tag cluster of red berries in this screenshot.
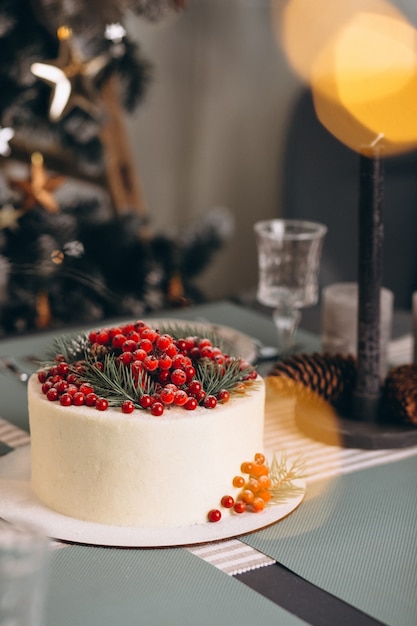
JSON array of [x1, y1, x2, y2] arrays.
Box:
[[38, 320, 257, 416], [207, 453, 271, 522], [37, 359, 110, 412]]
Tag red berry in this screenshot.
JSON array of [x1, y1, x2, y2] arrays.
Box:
[[55, 380, 69, 394], [122, 339, 138, 353], [217, 389, 230, 404], [140, 328, 158, 343], [151, 401, 164, 416], [119, 352, 134, 366], [233, 502, 246, 514], [158, 354, 172, 370], [112, 333, 127, 349], [59, 393, 73, 406], [157, 370, 171, 384], [46, 388, 59, 402], [184, 397, 198, 411], [156, 334, 172, 351], [88, 331, 98, 343], [198, 338, 212, 348], [131, 361, 144, 377], [85, 393, 98, 406], [123, 323, 137, 334], [109, 327, 123, 339], [72, 392, 85, 406], [165, 343, 178, 357], [184, 336, 197, 351], [41, 381, 53, 394], [139, 338, 153, 353], [221, 495, 235, 509], [121, 400, 135, 414], [96, 330, 110, 345], [171, 369, 187, 386], [143, 355, 159, 371], [139, 394, 152, 409], [200, 346, 213, 359], [159, 388, 175, 405], [194, 390, 207, 403], [79, 383, 94, 396], [173, 390, 188, 406], [204, 395, 217, 409], [176, 339, 187, 352], [188, 380, 202, 395], [66, 373, 79, 385], [133, 349, 147, 362], [57, 362, 69, 376], [95, 398, 109, 411], [38, 371, 47, 383], [66, 385, 79, 396], [184, 365, 196, 381], [208, 509, 222, 523], [126, 330, 140, 343]]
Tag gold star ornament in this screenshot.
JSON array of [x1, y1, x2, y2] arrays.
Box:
[[10, 152, 66, 213], [31, 25, 107, 122], [0, 204, 24, 230]]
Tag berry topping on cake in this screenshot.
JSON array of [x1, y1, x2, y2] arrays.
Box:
[[37, 321, 259, 416]]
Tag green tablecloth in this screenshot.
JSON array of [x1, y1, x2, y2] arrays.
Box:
[[45, 545, 307, 626], [242, 455, 417, 626]]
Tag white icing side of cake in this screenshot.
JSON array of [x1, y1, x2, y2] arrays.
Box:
[[28, 374, 265, 527]]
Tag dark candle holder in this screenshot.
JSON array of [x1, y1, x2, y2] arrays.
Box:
[[294, 146, 417, 449]]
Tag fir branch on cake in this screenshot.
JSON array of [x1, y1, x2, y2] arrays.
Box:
[[79, 354, 156, 408], [47, 331, 91, 364], [196, 358, 258, 397]]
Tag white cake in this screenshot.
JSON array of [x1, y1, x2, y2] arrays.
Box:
[[28, 321, 265, 527]]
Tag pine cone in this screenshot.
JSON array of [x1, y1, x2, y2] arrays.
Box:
[[380, 365, 417, 425], [90, 343, 109, 359], [268, 353, 357, 414]]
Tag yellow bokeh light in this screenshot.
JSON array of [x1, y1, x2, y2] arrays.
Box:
[[275, 0, 417, 155]]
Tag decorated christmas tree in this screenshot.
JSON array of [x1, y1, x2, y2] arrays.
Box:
[[0, 0, 232, 335]]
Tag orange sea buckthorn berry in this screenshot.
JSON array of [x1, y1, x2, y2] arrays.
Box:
[[252, 497, 265, 512], [254, 453, 265, 464], [232, 476, 245, 488], [258, 475, 271, 489], [246, 478, 260, 493], [240, 490, 255, 505], [250, 464, 269, 477], [240, 462, 254, 474], [258, 490, 271, 503]]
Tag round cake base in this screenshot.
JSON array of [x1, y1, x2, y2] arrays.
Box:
[[295, 408, 417, 449]]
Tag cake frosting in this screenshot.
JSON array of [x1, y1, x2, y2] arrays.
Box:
[[28, 320, 265, 527]]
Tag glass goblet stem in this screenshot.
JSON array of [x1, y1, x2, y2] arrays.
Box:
[[272, 304, 301, 355]]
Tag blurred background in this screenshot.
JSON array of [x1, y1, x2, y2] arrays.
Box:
[[126, 0, 417, 306], [0, 0, 416, 335]]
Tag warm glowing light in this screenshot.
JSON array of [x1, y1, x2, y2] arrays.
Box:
[[275, 0, 417, 155]]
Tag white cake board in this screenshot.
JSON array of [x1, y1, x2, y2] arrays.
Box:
[[0, 446, 305, 547]]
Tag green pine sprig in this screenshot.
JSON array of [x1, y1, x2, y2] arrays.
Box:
[[46, 331, 91, 364], [195, 358, 259, 397], [78, 354, 156, 408], [268, 453, 306, 505]]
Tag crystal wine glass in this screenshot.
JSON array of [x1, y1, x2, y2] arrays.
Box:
[[254, 219, 327, 355]]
